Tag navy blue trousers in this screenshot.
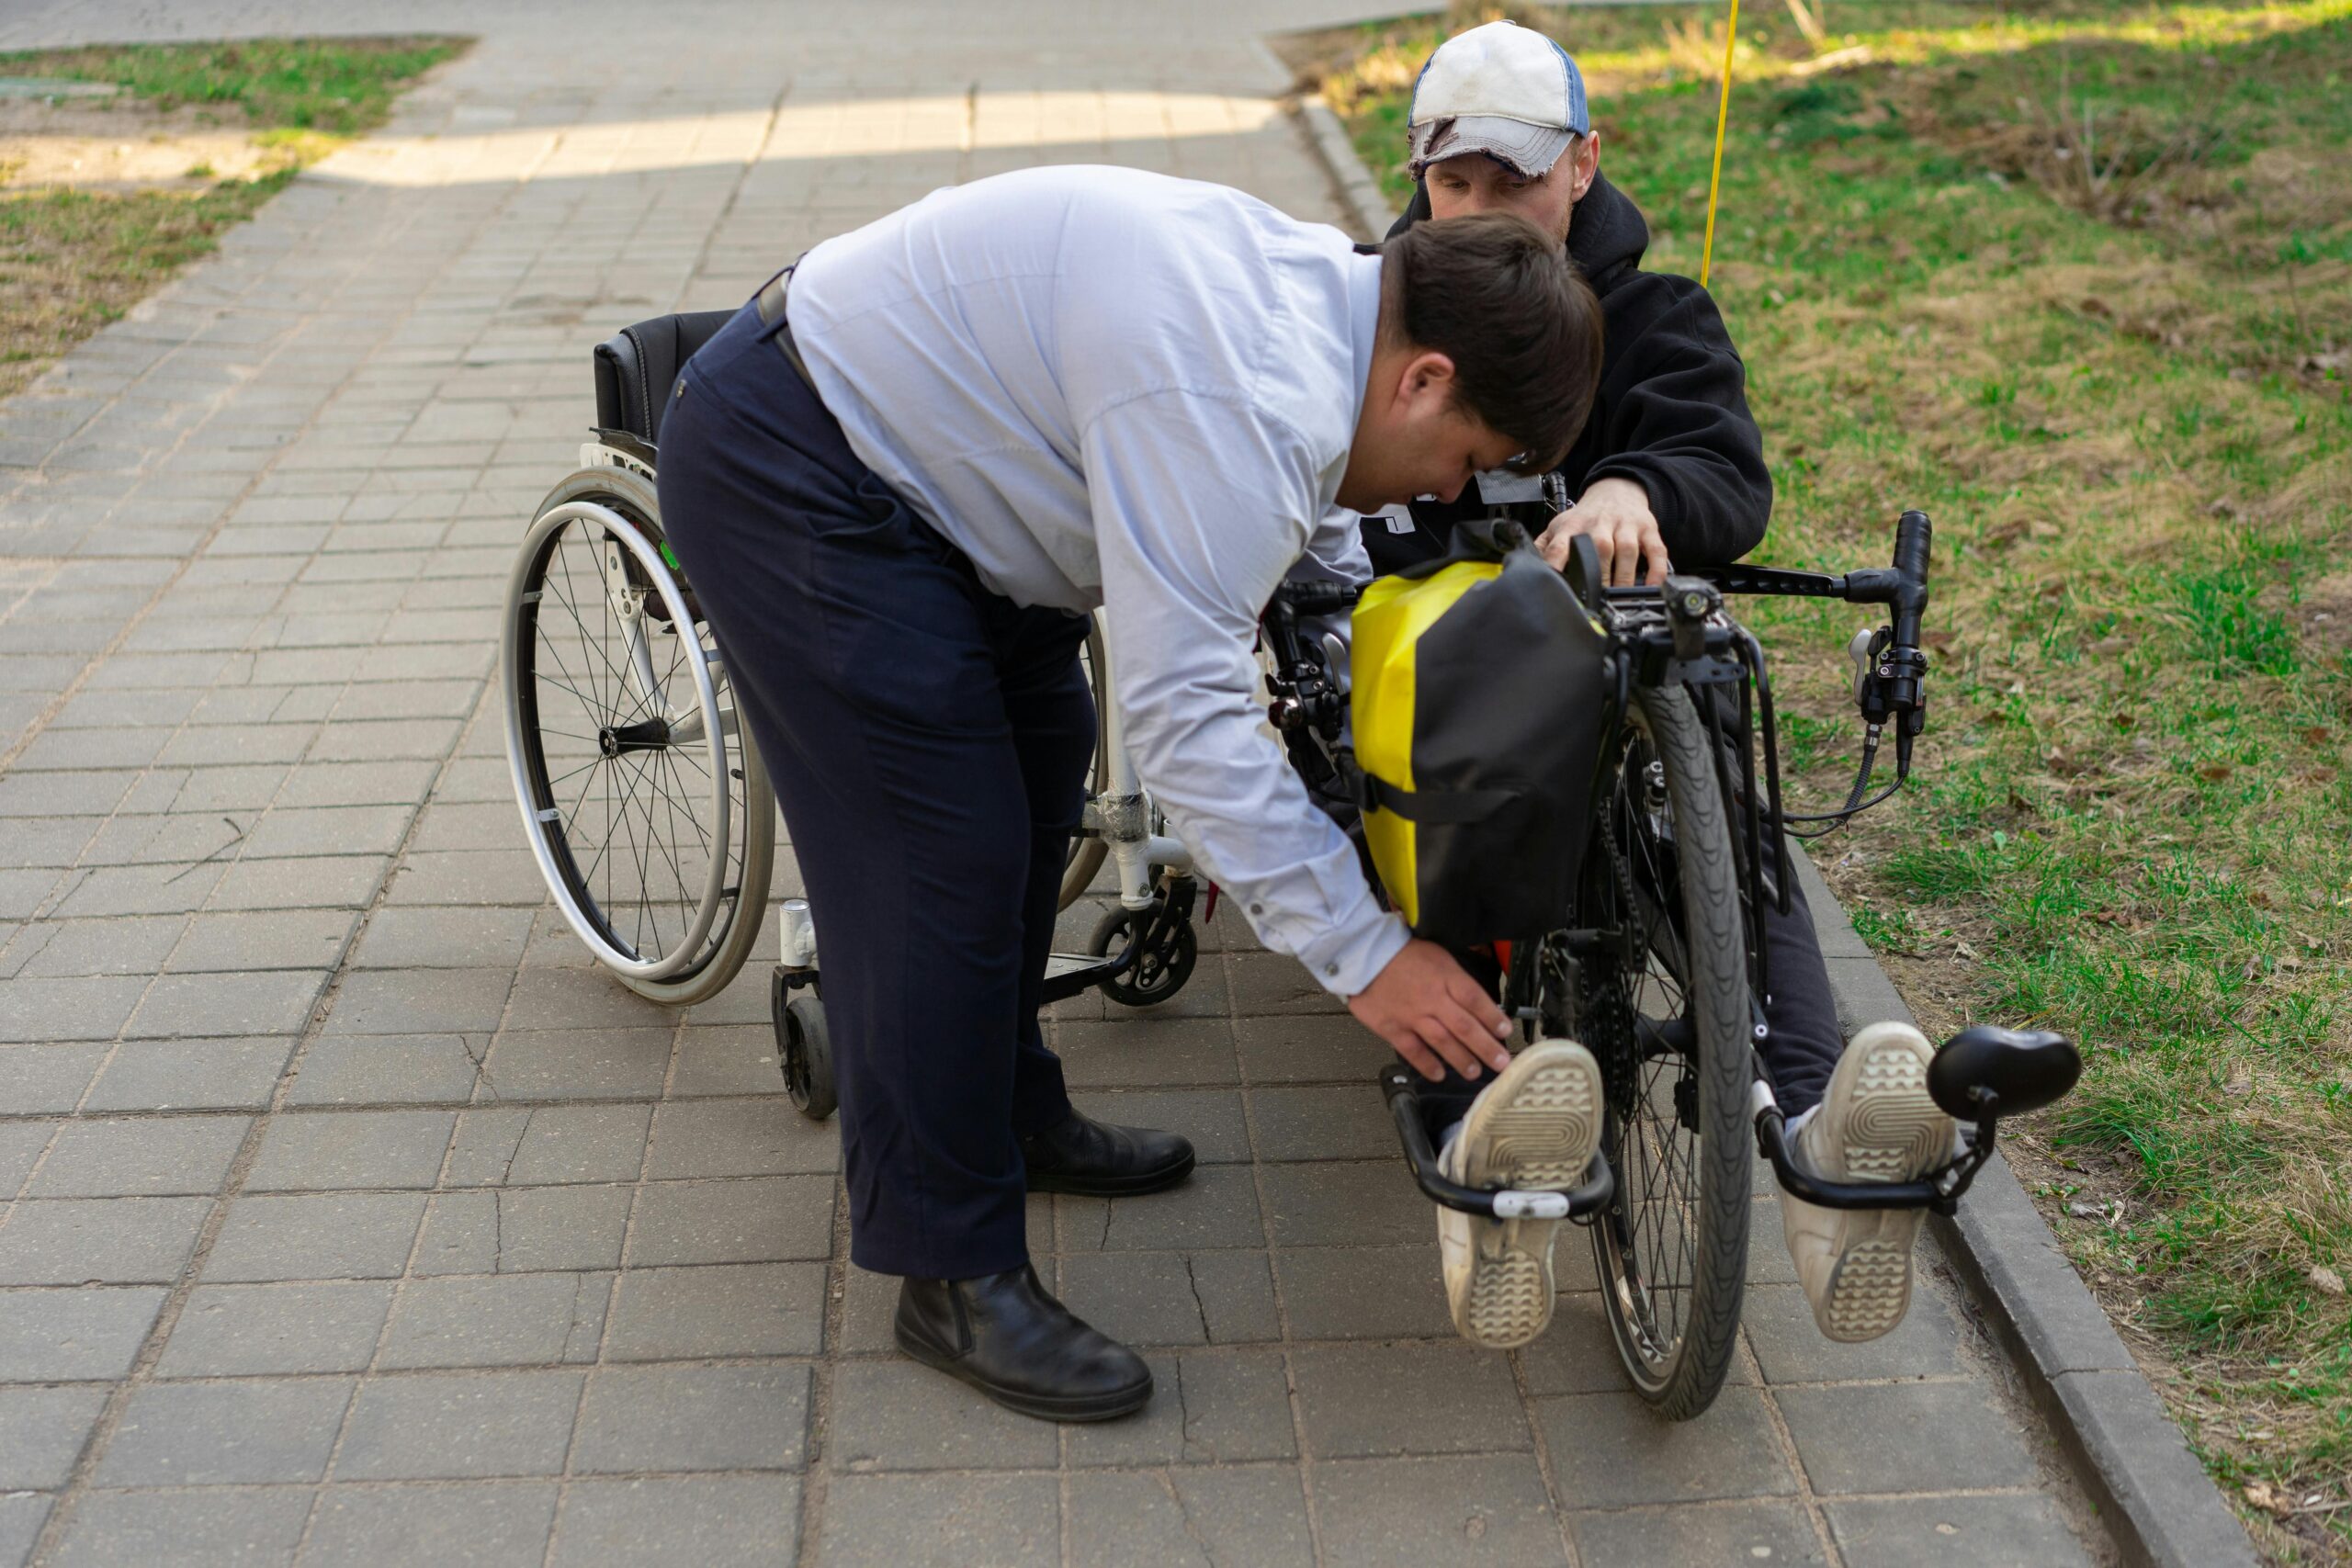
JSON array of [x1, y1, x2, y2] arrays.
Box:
[[656, 299, 1091, 1280]]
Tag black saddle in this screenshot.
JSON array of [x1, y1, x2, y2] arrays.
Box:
[[1928, 1026, 2080, 1121], [593, 310, 735, 446]]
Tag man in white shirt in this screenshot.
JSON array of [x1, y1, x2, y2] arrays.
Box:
[[658, 165, 1603, 1421]]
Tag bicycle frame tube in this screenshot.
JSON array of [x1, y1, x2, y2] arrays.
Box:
[[1087, 610, 1194, 909]]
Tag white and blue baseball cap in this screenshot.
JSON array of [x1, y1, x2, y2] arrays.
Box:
[[1407, 19, 1590, 181]]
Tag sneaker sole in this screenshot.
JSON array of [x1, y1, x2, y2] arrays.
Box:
[[1455, 1046, 1602, 1349], [1817, 1032, 1946, 1342], [1820, 1232, 1918, 1342]]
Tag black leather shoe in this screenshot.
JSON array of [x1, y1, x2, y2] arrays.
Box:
[[1020, 1109, 1194, 1196], [895, 1265, 1152, 1422]]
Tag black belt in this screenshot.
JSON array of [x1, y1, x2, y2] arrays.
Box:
[[754, 267, 815, 389]]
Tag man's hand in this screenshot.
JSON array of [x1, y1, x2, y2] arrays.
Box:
[[1348, 939, 1514, 1082], [1535, 476, 1670, 587]]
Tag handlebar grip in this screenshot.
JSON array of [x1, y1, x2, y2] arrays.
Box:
[[1277, 581, 1362, 615], [1891, 510, 1931, 648], [1893, 510, 1931, 590]]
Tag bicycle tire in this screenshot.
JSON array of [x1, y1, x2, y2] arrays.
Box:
[[504, 466, 775, 1007], [1587, 682, 1751, 1420], [1057, 617, 1111, 909]]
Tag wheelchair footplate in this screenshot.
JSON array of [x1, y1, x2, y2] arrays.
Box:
[[1751, 1025, 2081, 1217], [1378, 1063, 1615, 1221], [1040, 874, 1200, 1009]]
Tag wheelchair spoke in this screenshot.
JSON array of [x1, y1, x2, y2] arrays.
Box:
[[656, 747, 714, 858], [536, 605, 613, 733], [630, 750, 696, 942], [611, 751, 656, 959], [553, 539, 635, 724]]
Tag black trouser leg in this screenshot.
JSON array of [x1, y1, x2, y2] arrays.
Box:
[[1755, 870, 1843, 1120], [655, 299, 1089, 1280]]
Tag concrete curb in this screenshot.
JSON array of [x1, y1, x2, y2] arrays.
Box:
[[1801, 847, 2259, 1568], [1283, 91, 2260, 1568], [1295, 96, 1396, 243]]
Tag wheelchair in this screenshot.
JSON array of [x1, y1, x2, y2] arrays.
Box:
[[502, 310, 1205, 1117]]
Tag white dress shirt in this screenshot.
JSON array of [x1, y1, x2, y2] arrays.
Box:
[[790, 164, 1408, 997]]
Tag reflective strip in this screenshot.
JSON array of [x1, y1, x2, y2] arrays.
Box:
[[1491, 1190, 1570, 1220]]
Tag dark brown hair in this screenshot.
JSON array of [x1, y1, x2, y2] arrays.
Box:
[[1377, 212, 1603, 473]]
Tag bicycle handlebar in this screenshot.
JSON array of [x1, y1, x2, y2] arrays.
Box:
[[1269, 579, 1362, 617]]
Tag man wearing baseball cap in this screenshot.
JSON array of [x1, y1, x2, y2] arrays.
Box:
[[1371, 20, 1960, 1358]]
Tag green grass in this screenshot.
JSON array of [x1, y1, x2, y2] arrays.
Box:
[[0, 36, 466, 136], [1323, 2, 2352, 1556], [0, 36, 468, 398]]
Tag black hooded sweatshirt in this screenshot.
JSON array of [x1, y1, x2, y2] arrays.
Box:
[[1365, 172, 1772, 576]]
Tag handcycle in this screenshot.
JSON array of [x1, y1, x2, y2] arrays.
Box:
[[499, 310, 1210, 1118], [503, 310, 2078, 1423], [1258, 516, 2082, 1419]]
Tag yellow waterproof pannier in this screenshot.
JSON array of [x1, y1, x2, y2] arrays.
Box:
[[1350, 521, 1613, 943]]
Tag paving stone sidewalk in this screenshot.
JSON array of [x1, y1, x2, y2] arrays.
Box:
[[0, 3, 2114, 1562]]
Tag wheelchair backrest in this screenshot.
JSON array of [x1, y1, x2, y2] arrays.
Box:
[[592, 309, 735, 446]]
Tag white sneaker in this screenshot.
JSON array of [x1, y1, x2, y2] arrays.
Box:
[[1434, 1040, 1603, 1349], [1780, 1022, 1957, 1342]]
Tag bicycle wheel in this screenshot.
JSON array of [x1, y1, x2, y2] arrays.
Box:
[[1057, 616, 1111, 909], [503, 466, 775, 1005], [1582, 682, 1751, 1420]]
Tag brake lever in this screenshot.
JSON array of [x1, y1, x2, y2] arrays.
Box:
[[1848, 627, 1881, 706]]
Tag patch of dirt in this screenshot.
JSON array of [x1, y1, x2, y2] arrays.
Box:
[[2293, 570, 2352, 665], [0, 94, 274, 193]]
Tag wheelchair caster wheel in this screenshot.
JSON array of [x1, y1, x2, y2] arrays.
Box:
[[1087, 904, 1197, 1009], [773, 973, 837, 1122]]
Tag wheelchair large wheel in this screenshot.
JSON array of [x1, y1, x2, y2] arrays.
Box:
[[1057, 617, 1111, 909], [502, 466, 775, 1005], [1580, 683, 1751, 1420]]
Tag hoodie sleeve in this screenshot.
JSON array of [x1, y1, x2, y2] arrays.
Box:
[[1579, 275, 1773, 569]]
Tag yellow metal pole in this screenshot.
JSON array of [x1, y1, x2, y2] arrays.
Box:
[[1699, 0, 1742, 288]]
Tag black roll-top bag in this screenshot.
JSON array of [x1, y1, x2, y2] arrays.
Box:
[[1349, 520, 1613, 944]]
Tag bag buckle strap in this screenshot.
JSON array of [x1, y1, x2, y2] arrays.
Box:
[[1351, 762, 1521, 825]]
